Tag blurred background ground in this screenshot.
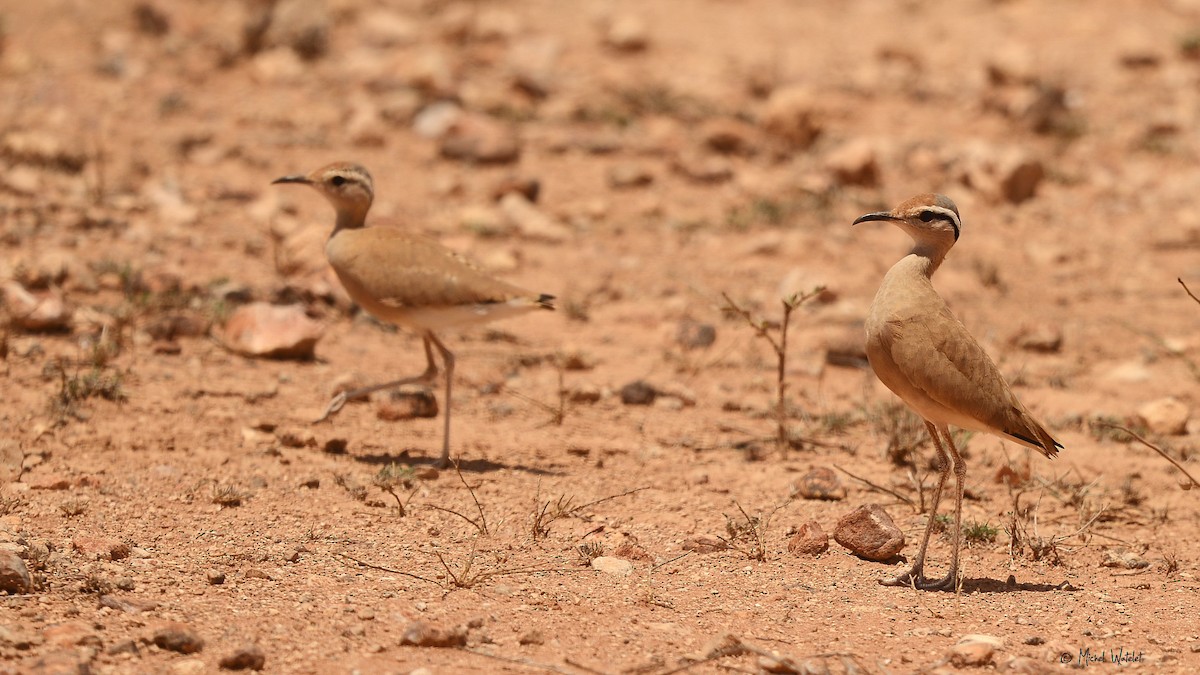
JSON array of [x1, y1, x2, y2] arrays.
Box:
[[2, 0, 1200, 672]]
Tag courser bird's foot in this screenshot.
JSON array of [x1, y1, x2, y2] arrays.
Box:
[[915, 571, 958, 592], [879, 567, 959, 592], [314, 392, 349, 424], [879, 567, 923, 588]]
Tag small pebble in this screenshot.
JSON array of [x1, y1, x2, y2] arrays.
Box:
[[152, 622, 205, 654], [619, 380, 657, 405], [219, 645, 266, 671]]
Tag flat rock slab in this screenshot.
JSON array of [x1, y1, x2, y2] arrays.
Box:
[[217, 303, 323, 360]]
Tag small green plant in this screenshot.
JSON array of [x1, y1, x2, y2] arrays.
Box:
[[92, 260, 145, 299], [932, 513, 952, 534], [373, 463, 417, 516], [45, 359, 126, 422], [963, 520, 999, 546], [816, 411, 858, 436], [950, 429, 974, 457]]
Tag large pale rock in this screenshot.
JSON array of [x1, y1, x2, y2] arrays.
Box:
[[412, 101, 462, 139], [825, 139, 880, 187], [1135, 397, 1189, 436], [760, 86, 822, 148], [590, 556, 634, 576], [440, 113, 520, 164], [262, 0, 328, 59], [359, 9, 417, 48], [986, 45, 1039, 86], [508, 37, 561, 97], [1, 130, 87, 172], [399, 621, 467, 648], [949, 634, 1003, 667], [3, 281, 72, 331], [607, 162, 654, 189], [218, 303, 324, 360], [1009, 325, 1063, 353], [498, 192, 570, 241], [957, 144, 1044, 204], [72, 536, 131, 561], [604, 14, 649, 51]]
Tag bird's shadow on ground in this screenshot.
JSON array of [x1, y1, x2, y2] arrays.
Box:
[[960, 577, 1079, 593], [355, 450, 563, 476]]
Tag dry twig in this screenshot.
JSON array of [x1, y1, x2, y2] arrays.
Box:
[[721, 287, 825, 456], [834, 463, 917, 509], [1094, 422, 1199, 490], [1180, 277, 1200, 306]]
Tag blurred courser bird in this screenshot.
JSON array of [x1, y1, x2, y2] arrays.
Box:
[[272, 162, 555, 467]]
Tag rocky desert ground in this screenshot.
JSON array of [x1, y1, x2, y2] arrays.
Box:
[[3, 0, 1200, 673]]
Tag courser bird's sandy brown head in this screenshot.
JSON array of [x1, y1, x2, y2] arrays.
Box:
[[853, 193, 961, 244], [272, 162, 375, 230]]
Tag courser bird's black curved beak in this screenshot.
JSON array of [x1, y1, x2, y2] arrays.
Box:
[[852, 211, 900, 226], [271, 174, 312, 185]]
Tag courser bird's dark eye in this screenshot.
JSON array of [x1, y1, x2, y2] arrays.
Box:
[[919, 210, 936, 222], [331, 176, 346, 187]]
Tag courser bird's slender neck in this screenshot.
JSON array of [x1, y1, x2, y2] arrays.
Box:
[[333, 207, 368, 234], [904, 241, 948, 278]]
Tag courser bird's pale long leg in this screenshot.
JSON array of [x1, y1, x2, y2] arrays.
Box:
[[920, 424, 967, 591], [882, 420, 951, 588], [427, 333, 454, 469]]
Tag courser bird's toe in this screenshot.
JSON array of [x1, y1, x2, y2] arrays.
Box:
[[916, 572, 959, 592], [314, 392, 349, 424], [879, 568, 923, 588]]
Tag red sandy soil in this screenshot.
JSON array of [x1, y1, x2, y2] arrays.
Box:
[[2, 0, 1199, 672]]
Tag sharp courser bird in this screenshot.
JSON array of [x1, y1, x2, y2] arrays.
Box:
[[855, 193, 1062, 590]]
